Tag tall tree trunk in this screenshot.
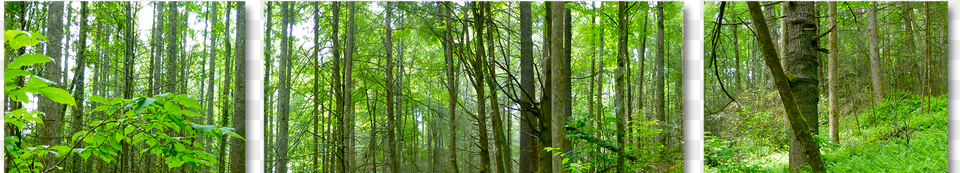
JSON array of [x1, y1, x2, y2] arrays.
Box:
[[539, 3, 554, 173], [207, 1, 219, 135], [121, 2, 135, 172], [778, 2, 823, 172], [330, 2, 344, 172], [549, 2, 569, 173], [442, 2, 460, 172], [40, 2, 64, 172], [827, 1, 840, 144], [384, 2, 400, 173], [616, 2, 628, 172], [231, 2, 247, 172], [263, 2, 274, 172], [637, 3, 648, 146], [344, 3, 358, 172], [517, 2, 536, 173], [868, 3, 882, 104], [71, 2, 89, 171], [470, 2, 492, 173], [746, 2, 826, 172], [166, 2, 179, 94], [220, 3, 235, 172], [655, 2, 667, 163], [311, 2, 321, 173], [277, 2, 291, 173]]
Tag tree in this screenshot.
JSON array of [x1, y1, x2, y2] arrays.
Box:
[[384, 2, 400, 173], [655, 1, 667, 162], [277, 2, 291, 172], [470, 2, 492, 173], [779, 2, 822, 171], [230, 2, 247, 172], [40, 2, 64, 172], [539, 2, 554, 173], [746, 2, 826, 172], [442, 2, 460, 173], [485, 3, 511, 173], [517, 2, 536, 173], [344, 2, 357, 172], [827, 1, 839, 144], [549, 1, 569, 173], [616, 2, 628, 172], [166, 2, 179, 94], [868, 2, 882, 104], [263, 2, 274, 171]]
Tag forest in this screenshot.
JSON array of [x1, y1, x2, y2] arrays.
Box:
[[264, 1, 683, 173], [5, 1, 246, 172], [704, 1, 947, 172]]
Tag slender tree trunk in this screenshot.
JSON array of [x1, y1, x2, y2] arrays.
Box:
[[868, 3, 882, 104], [442, 2, 460, 172], [470, 2, 492, 173], [384, 2, 400, 173], [616, 2, 628, 172], [655, 2, 667, 163], [484, 3, 511, 173], [344, 3, 358, 172], [40, 2, 64, 172], [517, 2, 536, 173], [207, 1, 219, 136], [746, 3, 826, 172], [539, 3, 554, 173], [828, 1, 840, 144], [310, 2, 321, 173], [637, 4, 648, 146], [72, 2, 89, 171], [219, 3, 235, 172], [263, 2, 274, 172], [121, 2, 135, 172], [277, 2, 291, 173]]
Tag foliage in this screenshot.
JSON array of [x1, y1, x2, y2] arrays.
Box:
[[4, 29, 241, 172]]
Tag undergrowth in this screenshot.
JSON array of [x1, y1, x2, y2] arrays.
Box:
[[706, 91, 947, 172]]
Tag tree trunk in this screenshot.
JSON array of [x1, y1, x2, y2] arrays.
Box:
[[549, 2, 569, 173], [827, 1, 840, 144], [121, 2, 135, 172], [442, 2, 459, 173], [470, 2, 492, 173], [616, 2, 629, 172], [231, 2, 247, 172], [484, 3, 510, 173], [344, 3, 357, 172], [263, 2, 274, 171], [637, 3, 648, 146], [868, 3, 882, 104], [539, 3, 553, 173], [384, 2, 400, 173], [768, 2, 825, 172], [655, 2, 667, 162], [40, 2, 64, 172], [747, 2, 826, 172], [71, 2, 89, 171], [166, 2, 179, 94], [277, 2, 291, 173], [517, 2, 536, 173], [219, 3, 235, 173]]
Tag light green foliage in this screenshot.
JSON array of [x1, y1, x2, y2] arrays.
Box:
[[4, 29, 241, 172]]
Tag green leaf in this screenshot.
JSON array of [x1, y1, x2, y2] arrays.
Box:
[[176, 96, 201, 110], [50, 146, 72, 157], [38, 87, 77, 106], [9, 90, 29, 103], [4, 70, 31, 83], [78, 149, 92, 160], [90, 95, 110, 104], [124, 126, 135, 136], [5, 30, 41, 49], [8, 53, 52, 70], [135, 97, 156, 114]]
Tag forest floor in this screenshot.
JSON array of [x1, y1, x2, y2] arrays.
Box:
[[706, 92, 948, 172]]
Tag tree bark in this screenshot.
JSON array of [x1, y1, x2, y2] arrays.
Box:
[[616, 2, 629, 172], [231, 2, 247, 172], [40, 2, 64, 172], [442, 2, 459, 173], [277, 2, 291, 173], [470, 2, 492, 173], [655, 2, 667, 162], [166, 2, 179, 94], [828, 1, 840, 144], [868, 3, 882, 104], [549, 2, 569, 173], [344, 3, 357, 172], [384, 2, 401, 173], [263, 2, 274, 171], [747, 3, 826, 173], [484, 3, 511, 173], [517, 2, 536, 173], [539, 3, 553, 173]]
